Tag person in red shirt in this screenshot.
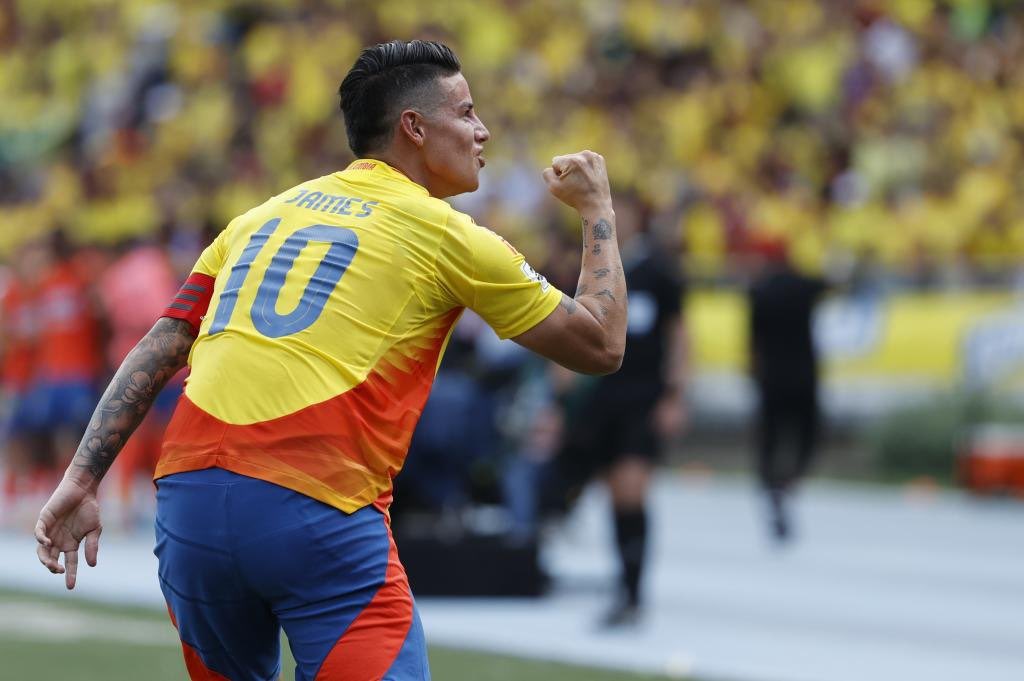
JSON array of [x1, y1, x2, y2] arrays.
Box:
[[32, 232, 104, 472], [0, 241, 46, 520]]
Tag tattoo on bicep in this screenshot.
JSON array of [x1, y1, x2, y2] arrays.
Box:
[[596, 288, 616, 303], [560, 293, 578, 315], [72, 318, 196, 480], [594, 268, 610, 279], [592, 219, 613, 241]]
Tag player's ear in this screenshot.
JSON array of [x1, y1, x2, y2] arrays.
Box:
[[398, 109, 427, 148]]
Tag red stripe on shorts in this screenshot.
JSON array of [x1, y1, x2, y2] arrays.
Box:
[[315, 526, 414, 680], [166, 604, 232, 681]]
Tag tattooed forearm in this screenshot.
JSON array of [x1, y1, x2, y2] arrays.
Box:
[[592, 218, 613, 241], [561, 204, 627, 373], [573, 211, 627, 329], [71, 318, 196, 481]]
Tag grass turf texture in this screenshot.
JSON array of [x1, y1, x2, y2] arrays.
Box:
[[0, 589, 679, 681]]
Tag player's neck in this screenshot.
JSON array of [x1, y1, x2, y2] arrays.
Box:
[[363, 151, 430, 193]]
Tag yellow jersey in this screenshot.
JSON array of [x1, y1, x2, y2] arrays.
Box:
[[157, 159, 561, 513]]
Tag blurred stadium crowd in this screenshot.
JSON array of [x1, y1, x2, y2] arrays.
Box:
[[4, 0, 1024, 281], [3, 0, 1024, 524]]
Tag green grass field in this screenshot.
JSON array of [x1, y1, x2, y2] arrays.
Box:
[[0, 589, 678, 681]]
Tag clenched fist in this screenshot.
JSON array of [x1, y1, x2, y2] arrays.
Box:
[[542, 150, 612, 213]]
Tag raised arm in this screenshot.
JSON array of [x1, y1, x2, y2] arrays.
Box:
[[513, 151, 627, 375], [35, 317, 196, 588]]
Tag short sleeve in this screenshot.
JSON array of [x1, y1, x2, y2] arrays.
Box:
[[435, 211, 562, 340], [192, 223, 231, 277]]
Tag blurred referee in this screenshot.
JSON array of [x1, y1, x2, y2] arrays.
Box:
[[559, 194, 687, 627]]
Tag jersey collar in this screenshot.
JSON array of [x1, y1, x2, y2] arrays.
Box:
[[343, 159, 430, 196]]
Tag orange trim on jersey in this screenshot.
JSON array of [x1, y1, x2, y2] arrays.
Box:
[[166, 605, 232, 681], [314, 526, 413, 681], [156, 308, 463, 513]]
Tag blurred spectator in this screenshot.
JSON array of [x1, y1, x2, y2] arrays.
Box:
[[0, 242, 44, 522], [557, 194, 688, 627], [747, 237, 828, 543], [5, 2, 1024, 284], [499, 358, 569, 541], [32, 230, 104, 472]]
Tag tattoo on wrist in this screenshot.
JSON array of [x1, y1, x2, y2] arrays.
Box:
[[72, 318, 195, 480], [592, 218, 613, 241]]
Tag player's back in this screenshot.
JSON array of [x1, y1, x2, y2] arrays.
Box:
[[160, 158, 561, 513], [160, 161, 467, 512]]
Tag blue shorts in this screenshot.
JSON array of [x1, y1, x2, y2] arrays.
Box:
[[154, 468, 430, 681], [16, 380, 97, 432], [3, 388, 33, 438]]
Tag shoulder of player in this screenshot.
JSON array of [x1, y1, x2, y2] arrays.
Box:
[[444, 208, 523, 256], [443, 207, 506, 241]]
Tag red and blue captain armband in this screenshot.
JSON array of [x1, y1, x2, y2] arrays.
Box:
[[161, 273, 216, 335]]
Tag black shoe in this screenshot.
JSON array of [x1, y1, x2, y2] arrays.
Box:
[[599, 600, 641, 629], [772, 512, 790, 542], [768, 488, 792, 543]]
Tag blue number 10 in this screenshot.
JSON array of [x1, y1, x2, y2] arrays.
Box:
[[209, 218, 359, 338]]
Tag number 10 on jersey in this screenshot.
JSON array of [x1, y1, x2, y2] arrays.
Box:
[[209, 217, 360, 338]]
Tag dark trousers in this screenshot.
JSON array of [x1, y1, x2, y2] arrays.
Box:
[[755, 383, 819, 491]]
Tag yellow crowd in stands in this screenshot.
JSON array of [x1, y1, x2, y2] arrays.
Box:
[[2, 0, 1024, 283]]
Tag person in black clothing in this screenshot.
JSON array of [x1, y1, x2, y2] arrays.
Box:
[[747, 239, 827, 542], [558, 195, 687, 626]]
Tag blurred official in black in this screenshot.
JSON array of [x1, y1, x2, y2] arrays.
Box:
[[748, 238, 827, 542], [559, 194, 687, 626]]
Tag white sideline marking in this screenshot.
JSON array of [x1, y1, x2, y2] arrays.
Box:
[[0, 601, 178, 646]]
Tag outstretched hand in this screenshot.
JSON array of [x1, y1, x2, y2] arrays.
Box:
[[35, 476, 102, 590]]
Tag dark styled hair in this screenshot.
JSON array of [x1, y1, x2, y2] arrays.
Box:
[[339, 40, 461, 156]]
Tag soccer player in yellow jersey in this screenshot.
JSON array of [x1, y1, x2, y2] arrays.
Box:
[[35, 40, 627, 680]]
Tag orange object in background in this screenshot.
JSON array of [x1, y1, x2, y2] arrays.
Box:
[[959, 425, 1024, 496], [35, 260, 102, 383], [0, 280, 36, 392]]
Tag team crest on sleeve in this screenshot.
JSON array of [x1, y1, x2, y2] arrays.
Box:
[[520, 262, 550, 292]]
